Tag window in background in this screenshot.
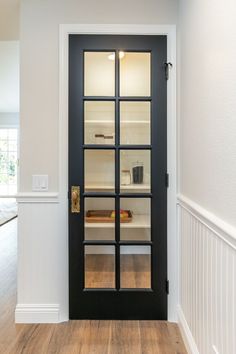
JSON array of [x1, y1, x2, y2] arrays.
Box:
[[0, 129, 17, 195]]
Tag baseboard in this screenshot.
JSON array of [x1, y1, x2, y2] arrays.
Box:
[[177, 305, 199, 354], [15, 304, 60, 323]]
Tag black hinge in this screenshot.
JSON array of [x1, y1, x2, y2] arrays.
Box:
[[164, 62, 173, 80], [165, 173, 169, 188], [166, 280, 169, 295]]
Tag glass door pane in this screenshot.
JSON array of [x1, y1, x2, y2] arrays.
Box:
[[120, 198, 151, 241], [120, 101, 151, 145], [120, 246, 151, 289], [85, 245, 115, 288], [84, 198, 115, 241], [120, 150, 151, 193], [84, 150, 115, 192], [120, 52, 151, 97], [84, 52, 115, 96], [84, 101, 115, 145]]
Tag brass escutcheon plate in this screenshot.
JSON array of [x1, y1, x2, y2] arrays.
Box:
[[71, 186, 80, 213]]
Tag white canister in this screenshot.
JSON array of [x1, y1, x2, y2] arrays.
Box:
[[121, 170, 131, 185]]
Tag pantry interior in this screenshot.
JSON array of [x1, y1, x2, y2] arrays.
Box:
[[83, 51, 152, 289]]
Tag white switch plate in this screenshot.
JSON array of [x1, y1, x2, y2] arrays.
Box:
[[32, 175, 48, 191]]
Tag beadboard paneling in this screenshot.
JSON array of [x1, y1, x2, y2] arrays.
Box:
[[178, 196, 236, 354]]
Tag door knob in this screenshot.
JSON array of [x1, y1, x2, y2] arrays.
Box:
[[71, 186, 80, 213]]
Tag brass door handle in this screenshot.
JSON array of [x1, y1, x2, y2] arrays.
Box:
[[71, 186, 80, 213]]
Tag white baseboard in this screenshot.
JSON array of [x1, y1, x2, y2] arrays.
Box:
[[15, 304, 60, 323], [177, 305, 199, 354]]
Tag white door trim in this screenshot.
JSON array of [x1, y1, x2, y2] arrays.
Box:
[[59, 24, 177, 321]]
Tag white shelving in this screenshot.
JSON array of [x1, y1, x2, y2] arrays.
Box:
[[85, 214, 150, 229], [85, 183, 150, 190], [85, 120, 149, 124], [120, 184, 150, 190]]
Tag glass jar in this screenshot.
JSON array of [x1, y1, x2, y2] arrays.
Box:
[[132, 161, 144, 184]]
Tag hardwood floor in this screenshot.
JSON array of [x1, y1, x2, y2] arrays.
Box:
[[85, 254, 151, 288], [0, 219, 187, 354]]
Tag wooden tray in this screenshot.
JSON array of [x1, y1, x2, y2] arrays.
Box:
[[86, 210, 132, 223]]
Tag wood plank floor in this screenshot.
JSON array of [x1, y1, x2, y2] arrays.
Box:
[[85, 254, 151, 288], [0, 219, 187, 354]]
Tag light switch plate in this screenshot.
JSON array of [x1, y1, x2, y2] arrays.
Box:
[[32, 175, 48, 191]]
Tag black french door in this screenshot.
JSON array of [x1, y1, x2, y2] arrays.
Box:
[[69, 35, 167, 319]]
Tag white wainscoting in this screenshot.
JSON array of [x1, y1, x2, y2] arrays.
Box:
[[15, 193, 68, 323], [178, 195, 236, 354]]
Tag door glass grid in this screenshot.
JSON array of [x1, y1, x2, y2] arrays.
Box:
[[119, 52, 151, 97], [83, 50, 152, 290], [84, 52, 115, 96], [84, 149, 115, 192], [84, 198, 115, 241], [85, 245, 115, 288], [120, 245, 151, 289]]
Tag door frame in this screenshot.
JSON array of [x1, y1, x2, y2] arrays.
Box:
[[59, 24, 177, 321]]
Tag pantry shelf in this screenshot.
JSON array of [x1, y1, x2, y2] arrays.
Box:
[[85, 120, 149, 124], [85, 183, 150, 191], [85, 214, 150, 229]]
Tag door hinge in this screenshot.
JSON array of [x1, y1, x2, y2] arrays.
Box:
[[166, 280, 169, 295], [165, 173, 169, 188], [164, 62, 173, 80]]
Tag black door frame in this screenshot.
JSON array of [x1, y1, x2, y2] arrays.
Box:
[[68, 34, 169, 320]]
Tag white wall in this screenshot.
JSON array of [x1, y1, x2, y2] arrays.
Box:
[[179, 0, 236, 228], [0, 0, 19, 40], [178, 0, 236, 352], [20, 0, 178, 192], [17, 0, 179, 323]]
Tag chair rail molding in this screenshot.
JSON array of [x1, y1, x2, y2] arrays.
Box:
[[16, 192, 59, 204], [178, 194, 236, 248]]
